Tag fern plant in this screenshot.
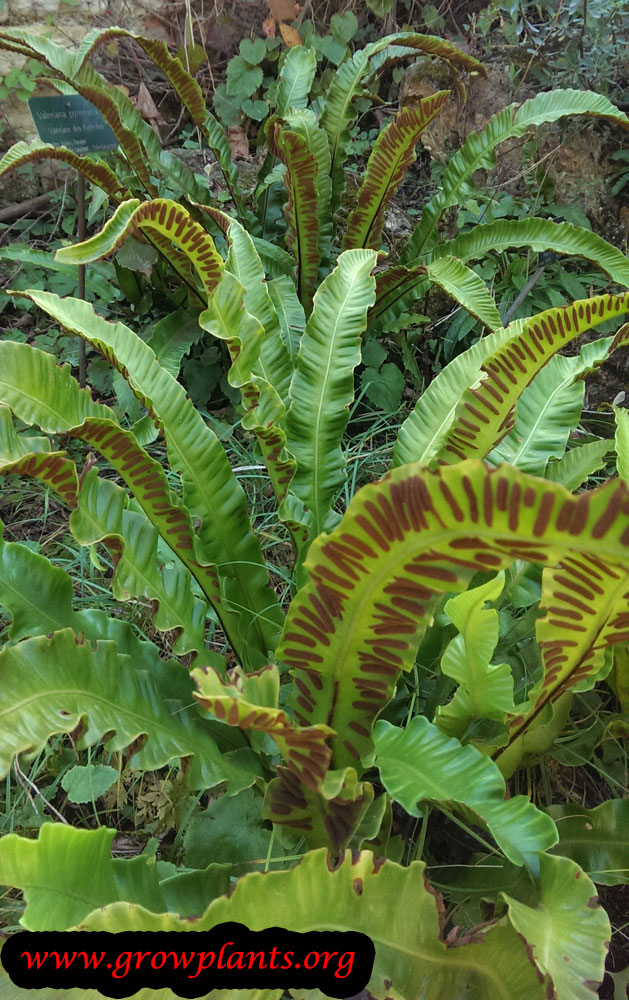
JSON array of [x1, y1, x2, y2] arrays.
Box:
[[1, 221, 629, 996], [1, 25, 628, 348]]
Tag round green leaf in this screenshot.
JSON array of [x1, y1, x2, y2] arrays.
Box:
[[61, 764, 118, 804], [503, 853, 610, 1000], [548, 800, 629, 885], [330, 11, 358, 44], [239, 38, 266, 65], [242, 98, 269, 121], [373, 716, 558, 870], [226, 56, 263, 98]]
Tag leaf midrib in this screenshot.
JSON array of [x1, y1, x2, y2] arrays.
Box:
[[312, 269, 361, 534], [507, 371, 578, 467], [326, 522, 629, 746]]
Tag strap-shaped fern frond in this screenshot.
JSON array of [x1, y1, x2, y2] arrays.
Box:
[[280, 461, 629, 769], [5, 295, 283, 669]]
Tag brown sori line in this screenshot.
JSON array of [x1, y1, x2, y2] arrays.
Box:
[[505, 346, 527, 373], [566, 494, 591, 535], [531, 492, 556, 537], [547, 605, 583, 622], [507, 489, 521, 533], [546, 618, 588, 632]]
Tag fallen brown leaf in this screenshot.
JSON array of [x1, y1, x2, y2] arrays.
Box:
[[142, 16, 176, 45], [268, 0, 300, 22], [227, 125, 251, 160], [279, 22, 302, 46], [262, 13, 276, 38], [133, 82, 166, 125]]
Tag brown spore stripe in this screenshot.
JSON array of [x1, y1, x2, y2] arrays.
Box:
[[359, 658, 401, 678], [366, 633, 409, 652], [294, 694, 315, 713], [408, 562, 457, 583], [556, 499, 577, 532], [506, 346, 527, 373], [458, 419, 480, 435], [532, 492, 555, 537], [483, 476, 493, 524], [354, 512, 391, 551], [465, 399, 492, 425], [339, 736, 361, 762], [353, 699, 382, 713], [528, 326, 543, 353], [444, 443, 466, 461], [315, 583, 345, 619], [305, 593, 335, 634], [322, 536, 368, 576], [508, 482, 521, 532], [439, 480, 464, 521], [555, 310, 565, 337], [484, 365, 509, 394], [591, 489, 623, 538], [552, 589, 597, 614], [548, 605, 582, 622], [293, 677, 315, 702], [496, 477, 508, 512], [348, 721, 370, 738], [374, 493, 405, 541], [481, 379, 503, 403], [461, 475, 479, 522], [553, 573, 599, 599], [474, 386, 500, 417], [494, 420, 515, 449], [542, 664, 564, 685], [476, 552, 503, 567], [505, 547, 547, 562], [292, 616, 330, 647], [540, 317, 553, 345], [543, 651, 567, 670], [567, 493, 591, 536], [588, 553, 621, 579], [546, 618, 587, 632], [300, 667, 325, 691], [283, 649, 323, 669], [372, 604, 418, 635]]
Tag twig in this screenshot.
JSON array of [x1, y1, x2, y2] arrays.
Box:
[[13, 758, 69, 824], [501, 264, 545, 325], [296, 0, 312, 28], [0, 193, 53, 223], [514, 0, 565, 100]]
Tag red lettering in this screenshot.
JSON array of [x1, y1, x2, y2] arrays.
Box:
[[52, 952, 76, 970], [217, 942, 234, 969], [166, 951, 196, 970], [20, 952, 49, 970], [78, 952, 106, 970], [226, 951, 247, 970], [188, 951, 215, 979], [245, 951, 267, 970]]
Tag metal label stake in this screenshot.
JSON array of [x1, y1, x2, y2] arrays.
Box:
[[28, 94, 118, 387]]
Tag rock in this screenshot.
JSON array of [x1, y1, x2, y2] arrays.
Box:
[[400, 60, 516, 161]]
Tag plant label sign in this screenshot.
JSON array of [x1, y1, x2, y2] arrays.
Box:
[[28, 95, 118, 154]]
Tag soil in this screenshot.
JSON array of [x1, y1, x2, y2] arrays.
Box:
[[599, 885, 629, 999]]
